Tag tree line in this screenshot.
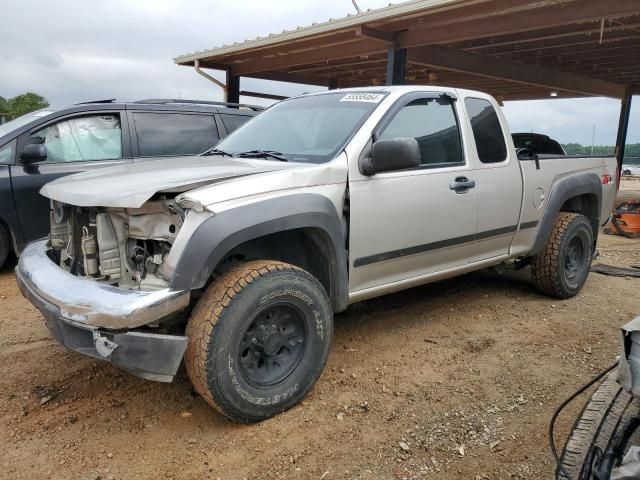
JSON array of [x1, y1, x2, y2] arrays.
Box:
[[0, 93, 49, 121], [563, 142, 640, 159]]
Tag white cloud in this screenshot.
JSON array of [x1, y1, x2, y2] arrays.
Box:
[[0, 0, 637, 146]]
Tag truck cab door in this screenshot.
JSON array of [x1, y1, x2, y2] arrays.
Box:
[[11, 112, 132, 243], [348, 92, 479, 296], [461, 96, 524, 262]]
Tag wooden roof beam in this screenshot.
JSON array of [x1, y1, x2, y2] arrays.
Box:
[[354, 25, 395, 44], [496, 42, 640, 62], [244, 70, 335, 87], [407, 44, 627, 98], [468, 33, 640, 57], [458, 19, 640, 51], [231, 40, 386, 76], [398, 0, 640, 48], [289, 57, 387, 75]]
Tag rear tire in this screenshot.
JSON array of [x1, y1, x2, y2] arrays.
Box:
[[558, 372, 640, 479], [531, 212, 594, 298], [0, 224, 10, 270], [185, 260, 333, 423]]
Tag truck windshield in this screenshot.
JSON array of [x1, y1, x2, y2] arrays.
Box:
[[215, 92, 386, 163]]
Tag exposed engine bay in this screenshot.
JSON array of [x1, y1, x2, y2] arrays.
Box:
[[48, 198, 184, 291]]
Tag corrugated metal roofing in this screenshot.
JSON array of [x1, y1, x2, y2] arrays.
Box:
[[174, 0, 640, 101], [174, 0, 462, 63]]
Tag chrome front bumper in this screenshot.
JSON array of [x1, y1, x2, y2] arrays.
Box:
[[15, 240, 191, 382], [16, 240, 189, 329]]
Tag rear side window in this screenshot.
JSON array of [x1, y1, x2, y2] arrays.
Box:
[[378, 98, 463, 166], [465, 98, 507, 164], [133, 113, 218, 157], [29, 114, 122, 162], [220, 114, 251, 134]]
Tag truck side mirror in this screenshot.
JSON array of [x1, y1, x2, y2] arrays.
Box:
[[21, 144, 48, 164], [359, 137, 421, 176]]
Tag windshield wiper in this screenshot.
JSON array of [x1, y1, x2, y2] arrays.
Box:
[[201, 147, 232, 157], [235, 150, 288, 162]]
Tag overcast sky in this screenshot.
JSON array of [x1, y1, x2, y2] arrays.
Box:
[[1, 0, 637, 146]]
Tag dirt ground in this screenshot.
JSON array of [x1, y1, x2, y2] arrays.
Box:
[[1, 181, 639, 480]]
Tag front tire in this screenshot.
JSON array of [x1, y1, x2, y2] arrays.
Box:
[[185, 260, 333, 423], [531, 212, 594, 298]]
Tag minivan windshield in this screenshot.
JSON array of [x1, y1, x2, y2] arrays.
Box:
[[214, 92, 386, 163], [0, 108, 59, 139]]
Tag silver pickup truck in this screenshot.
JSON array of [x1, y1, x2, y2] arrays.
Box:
[[16, 86, 618, 422]]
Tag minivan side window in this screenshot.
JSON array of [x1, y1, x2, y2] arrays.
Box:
[[0, 140, 15, 164], [464, 98, 507, 164], [133, 113, 219, 157], [30, 114, 122, 162], [220, 114, 251, 134], [378, 98, 464, 166]]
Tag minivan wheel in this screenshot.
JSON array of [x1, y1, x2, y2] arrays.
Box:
[[185, 260, 333, 423], [531, 212, 594, 299], [0, 224, 10, 270]]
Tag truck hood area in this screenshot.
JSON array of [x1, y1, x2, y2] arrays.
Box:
[[40, 156, 307, 208]]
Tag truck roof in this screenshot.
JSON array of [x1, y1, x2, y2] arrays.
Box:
[[301, 85, 493, 101]]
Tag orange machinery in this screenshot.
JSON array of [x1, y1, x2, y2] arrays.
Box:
[[606, 201, 640, 238]]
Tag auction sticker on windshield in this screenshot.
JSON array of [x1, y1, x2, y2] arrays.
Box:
[[340, 93, 385, 103]]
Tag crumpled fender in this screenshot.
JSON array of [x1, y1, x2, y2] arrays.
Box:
[[167, 193, 349, 313]]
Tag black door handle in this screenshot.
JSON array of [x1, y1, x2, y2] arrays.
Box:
[[449, 176, 476, 193]]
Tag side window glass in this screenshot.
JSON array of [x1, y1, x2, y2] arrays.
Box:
[[0, 140, 15, 164], [30, 114, 122, 163], [220, 114, 251, 134], [547, 139, 565, 155], [133, 113, 219, 157], [465, 98, 507, 164], [378, 98, 463, 166]]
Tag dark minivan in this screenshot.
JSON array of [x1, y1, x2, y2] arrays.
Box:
[[0, 99, 261, 267]]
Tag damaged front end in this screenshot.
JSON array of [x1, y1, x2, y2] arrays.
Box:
[[15, 197, 193, 382], [49, 198, 184, 292]]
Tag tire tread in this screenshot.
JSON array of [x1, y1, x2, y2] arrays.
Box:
[[531, 212, 590, 298], [185, 260, 308, 422], [558, 373, 636, 479]]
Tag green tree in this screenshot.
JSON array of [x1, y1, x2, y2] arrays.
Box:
[[0, 96, 9, 114], [562, 142, 640, 161], [7, 92, 49, 119], [562, 143, 586, 155]]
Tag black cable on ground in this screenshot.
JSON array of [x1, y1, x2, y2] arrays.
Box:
[[549, 361, 619, 480]]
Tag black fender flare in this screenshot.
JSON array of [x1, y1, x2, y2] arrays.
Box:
[[169, 193, 349, 312], [529, 173, 602, 257]]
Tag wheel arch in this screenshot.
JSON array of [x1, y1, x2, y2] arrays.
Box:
[[169, 194, 349, 313], [529, 173, 602, 257], [0, 215, 18, 255]]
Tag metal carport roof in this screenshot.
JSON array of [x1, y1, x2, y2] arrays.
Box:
[[175, 0, 640, 99], [174, 0, 639, 164]]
